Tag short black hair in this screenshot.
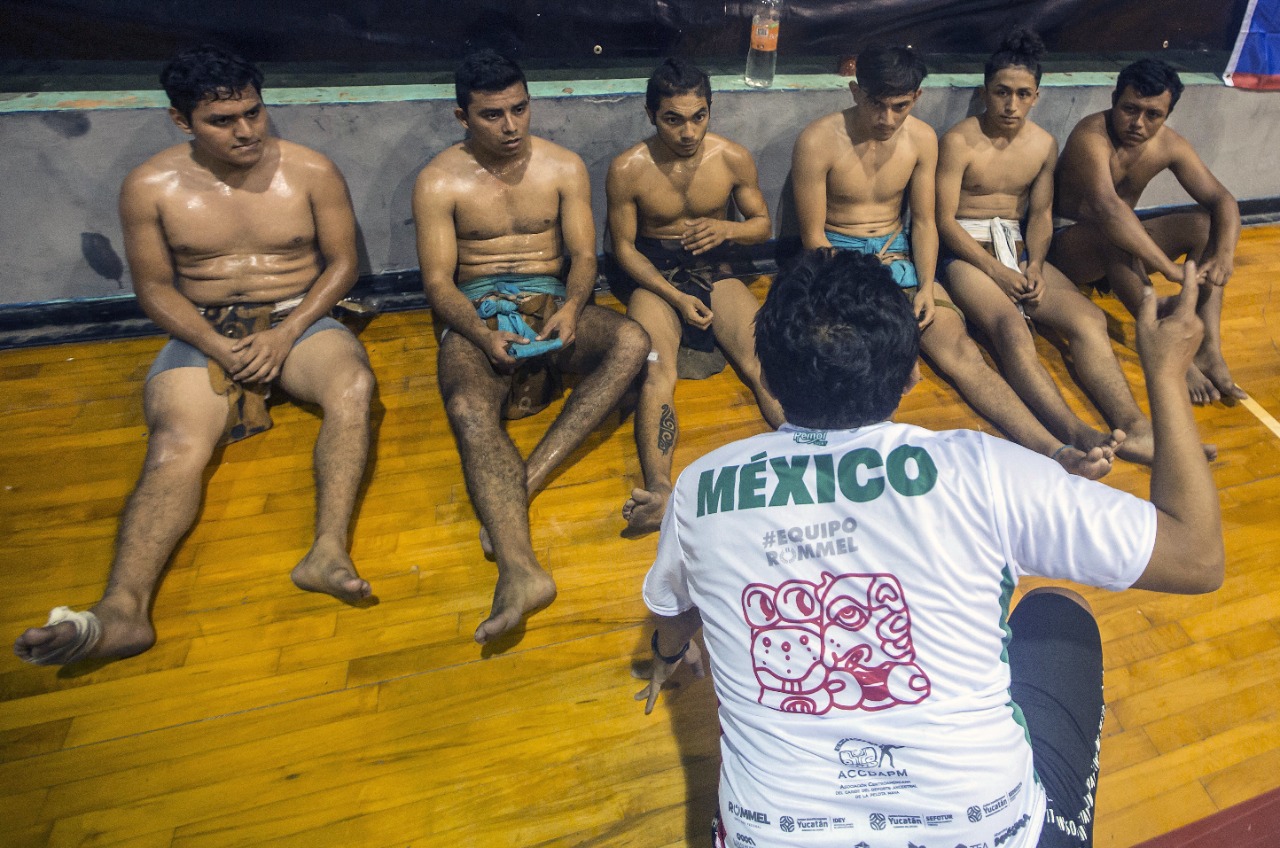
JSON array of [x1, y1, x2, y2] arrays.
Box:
[[160, 44, 263, 122], [455, 49, 527, 110], [1113, 58, 1184, 112], [984, 28, 1046, 86], [645, 58, 712, 115], [855, 45, 928, 99], [755, 249, 920, 429]]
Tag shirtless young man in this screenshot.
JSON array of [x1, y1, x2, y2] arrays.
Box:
[[14, 45, 375, 666], [1050, 58, 1244, 406], [413, 51, 649, 644], [937, 31, 1166, 465], [606, 59, 785, 536], [792, 44, 1117, 479]]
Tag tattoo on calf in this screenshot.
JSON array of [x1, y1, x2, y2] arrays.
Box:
[[657, 404, 676, 455]]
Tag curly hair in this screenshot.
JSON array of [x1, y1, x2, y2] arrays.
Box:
[[160, 44, 263, 122], [755, 249, 920, 429]]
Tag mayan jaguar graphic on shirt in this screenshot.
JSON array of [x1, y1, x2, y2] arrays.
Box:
[[742, 571, 930, 715]]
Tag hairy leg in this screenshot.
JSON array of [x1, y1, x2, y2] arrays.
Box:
[[438, 332, 556, 644], [1149, 212, 1244, 403], [278, 328, 376, 602], [622, 290, 682, 536], [945, 260, 1111, 453], [523, 304, 649, 493], [709, 277, 786, 428], [14, 367, 224, 664], [920, 290, 1115, 480], [1028, 262, 1162, 464]]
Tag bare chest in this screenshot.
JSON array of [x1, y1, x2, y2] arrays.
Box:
[[635, 163, 734, 225], [161, 178, 315, 258], [962, 146, 1040, 199], [454, 178, 560, 241], [1109, 151, 1161, 203], [828, 145, 914, 205]]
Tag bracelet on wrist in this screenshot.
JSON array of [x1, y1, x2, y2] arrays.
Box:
[[651, 629, 689, 664]]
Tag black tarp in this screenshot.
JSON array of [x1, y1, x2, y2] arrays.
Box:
[[0, 0, 1250, 65]]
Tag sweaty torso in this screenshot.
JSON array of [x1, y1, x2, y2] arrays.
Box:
[[953, 116, 1053, 221], [141, 138, 323, 306], [440, 137, 567, 284], [1056, 110, 1169, 219], [823, 110, 922, 238], [622, 134, 737, 240]]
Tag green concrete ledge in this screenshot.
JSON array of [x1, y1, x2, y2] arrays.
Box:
[[0, 71, 1228, 113]]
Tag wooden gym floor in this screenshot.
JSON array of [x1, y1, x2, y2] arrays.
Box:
[[0, 225, 1277, 848]]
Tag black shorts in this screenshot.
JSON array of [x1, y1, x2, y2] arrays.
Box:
[[1008, 591, 1105, 847]]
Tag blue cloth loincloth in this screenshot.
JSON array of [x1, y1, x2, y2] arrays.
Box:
[[825, 229, 919, 288]]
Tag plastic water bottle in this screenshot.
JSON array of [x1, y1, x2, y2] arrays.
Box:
[[744, 0, 782, 88]]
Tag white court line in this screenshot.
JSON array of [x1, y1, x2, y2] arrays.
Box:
[[1241, 395, 1280, 440]]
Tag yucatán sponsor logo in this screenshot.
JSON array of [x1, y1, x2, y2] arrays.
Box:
[[982, 795, 1008, 816], [795, 817, 829, 832], [779, 816, 795, 833], [697, 444, 938, 518], [966, 806, 983, 823], [727, 800, 770, 825]]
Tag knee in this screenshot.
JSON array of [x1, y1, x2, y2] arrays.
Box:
[[321, 363, 376, 419], [143, 428, 217, 474], [443, 390, 499, 435], [1070, 306, 1109, 342], [641, 354, 678, 395], [992, 315, 1035, 357], [939, 336, 990, 376], [614, 318, 652, 368]]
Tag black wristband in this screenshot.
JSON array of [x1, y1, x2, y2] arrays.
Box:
[[652, 629, 689, 664]]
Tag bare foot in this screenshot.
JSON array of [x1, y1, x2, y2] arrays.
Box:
[[621, 484, 672, 537], [291, 538, 371, 603], [1071, 425, 1125, 462], [1194, 349, 1246, 404], [1052, 444, 1113, 480], [13, 592, 154, 665], [475, 566, 557, 644], [1115, 418, 1155, 465], [1113, 418, 1215, 464], [1185, 364, 1219, 405]]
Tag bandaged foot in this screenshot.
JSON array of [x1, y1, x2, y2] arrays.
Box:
[[15, 607, 103, 666]]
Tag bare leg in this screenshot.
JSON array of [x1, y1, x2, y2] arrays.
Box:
[[523, 304, 650, 493], [1025, 263, 1160, 464], [278, 328, 376, 602], [709, 278, 786, 428], [622, 290, 683, 536], [920, 288, 1116, 480], [438, 332, 557, 644], [13, 367, 224, 664], [945, 262, 1115, 454], [1064, 214, 1242, 404]]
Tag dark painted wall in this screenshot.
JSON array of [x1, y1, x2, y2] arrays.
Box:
[[0, 0, 1251, 64]]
